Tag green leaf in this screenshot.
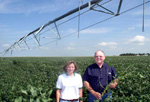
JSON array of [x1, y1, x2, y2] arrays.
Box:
[[15, 96, 23, 102], [30, 86, 37, 97], [21, 90, 28, 95], [36, 97, 41, 102], [48, 89, 53, 97]]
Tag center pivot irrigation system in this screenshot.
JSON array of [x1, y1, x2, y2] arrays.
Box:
[[1, 0, 150, 56]]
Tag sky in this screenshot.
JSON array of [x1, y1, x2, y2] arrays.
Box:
[[0, 0, 150, 57]]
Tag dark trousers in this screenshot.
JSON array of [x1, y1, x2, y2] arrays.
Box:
[[88, 92, 112, 102]]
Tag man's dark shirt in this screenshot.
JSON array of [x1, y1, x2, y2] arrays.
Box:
[[83, 63, 117, 93]]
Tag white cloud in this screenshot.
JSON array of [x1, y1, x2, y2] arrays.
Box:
[[67, 29, 76, 34], [127, 35, 148, 45], [65, 42, 76, 50], [95, 42, 118, 51], [39, 46, 50, 50], [66, 28, 110, 35], [98, 42, 118, 46], [2, 44, 10, 47], [0, 0, 22, 13], [133, 8, 150, 16], [136, 19, 150, 28], [0, 24, 7, 28], [137, 43, 144, 46], [66, 46, 75, 50], [128, 27, 135, 30], [80, 28, 110, 34], [0, 0, 76, 14], [69, 42, 76, 46], [129, 35, 145, 42]]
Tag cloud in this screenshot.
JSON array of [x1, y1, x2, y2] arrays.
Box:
[[65, 42, 76, 50], [0, 24, 7, 28], [133, 8, 150, 16], [0, 0, 76, 14], [2, 44, 10, 47], [67, 28, 110, 35], [98, 42, 118, 46], [39, 46, 50, 50], [127, 35, 147, 45], [96, 42, 118, 51], [67, 29, 76, 34], [0, 0, 22, 13], [128, 27, 135, 30], [129, 35, 145, 42], [135, 19, 150, 28], [66, 46, 75, 50], [80, 28, 110, 34], [69, 42, 76, 46]]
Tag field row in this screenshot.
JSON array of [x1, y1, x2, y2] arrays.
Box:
[[0, 56, 150, 101]]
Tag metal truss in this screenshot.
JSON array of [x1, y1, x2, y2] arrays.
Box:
[[89, 0, 123, 16], [1, 0, 148, 56]]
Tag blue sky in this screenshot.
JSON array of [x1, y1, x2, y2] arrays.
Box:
[[0, 0, 150, 57]]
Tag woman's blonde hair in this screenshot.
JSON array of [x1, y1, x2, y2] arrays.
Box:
[[63, 61, 78, 72]]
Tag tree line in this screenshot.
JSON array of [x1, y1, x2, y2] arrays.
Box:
[[119, 53, 150, 56]]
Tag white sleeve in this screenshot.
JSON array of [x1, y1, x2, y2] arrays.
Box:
[[56, 75, 62, 89], [78, 74, 83, 88]]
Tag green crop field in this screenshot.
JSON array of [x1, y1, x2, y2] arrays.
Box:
[[0, 56, 150, 102]]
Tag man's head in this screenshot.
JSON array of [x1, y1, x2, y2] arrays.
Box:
[[94, 50, 105, 65]]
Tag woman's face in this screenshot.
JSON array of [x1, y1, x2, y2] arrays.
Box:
[[66, 63, 75, 75]]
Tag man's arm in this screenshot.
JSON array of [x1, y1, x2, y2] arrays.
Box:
[[84, 81, 101, 100], [109, 66, 119, 89]]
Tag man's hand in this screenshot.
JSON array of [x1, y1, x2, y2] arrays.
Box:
[[93, 91, 101, 100], [109, 79, 119, 89], [109, 83, 116, 89], [84, 81, 102, 100]]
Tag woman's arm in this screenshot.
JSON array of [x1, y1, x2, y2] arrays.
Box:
[[79, 88, 83, 102], [56, 89, 61, 102]]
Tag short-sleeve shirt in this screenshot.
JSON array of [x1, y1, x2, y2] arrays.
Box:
[[56, 73, 83, 100], [83, 63, 117, 93]]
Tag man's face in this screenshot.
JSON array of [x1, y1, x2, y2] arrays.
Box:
[[94, 51, 105, 65]]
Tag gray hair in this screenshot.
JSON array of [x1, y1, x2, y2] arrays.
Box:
[[94, 50, 105, 56]]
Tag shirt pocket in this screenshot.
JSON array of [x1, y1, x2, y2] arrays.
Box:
[[108, 72, 112, 83]]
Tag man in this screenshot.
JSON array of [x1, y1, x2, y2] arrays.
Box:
[[83, 50, 119, 102]]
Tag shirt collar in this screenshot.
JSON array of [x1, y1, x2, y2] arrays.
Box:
[[65, 72, 76, 76]]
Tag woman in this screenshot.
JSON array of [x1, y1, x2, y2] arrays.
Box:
[[56, 61, 83, 102]]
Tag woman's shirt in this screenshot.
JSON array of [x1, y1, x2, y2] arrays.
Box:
[[56, 73, 83, 100]]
